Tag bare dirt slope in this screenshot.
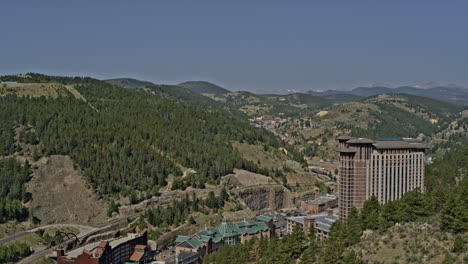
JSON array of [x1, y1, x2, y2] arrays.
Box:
[[221, 169, 276, 187], [27, 155, 105, 225]]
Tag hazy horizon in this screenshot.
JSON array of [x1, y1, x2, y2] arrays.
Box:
[[1, 1, 468, 92]]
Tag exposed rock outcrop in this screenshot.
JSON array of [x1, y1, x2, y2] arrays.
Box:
[[117, 188, 218, 216], [232, 185, 294, 213], [221, 169, 276, 187]]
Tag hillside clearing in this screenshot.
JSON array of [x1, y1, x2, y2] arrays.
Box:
[[232, 141, 284, 170], [0, 83, 83, 100], [27, 155, 105, 225]]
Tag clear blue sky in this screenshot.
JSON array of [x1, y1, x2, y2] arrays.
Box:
[[1, 1, 467, 92]]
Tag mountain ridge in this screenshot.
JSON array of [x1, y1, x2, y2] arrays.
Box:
[[308, 85, 468, 105], [177, 81, 231, 95]]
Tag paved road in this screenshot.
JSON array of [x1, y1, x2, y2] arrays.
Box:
[[17, 247, 52, 264], [1, 224, 100, 264], [3, 214, 140, 264], [0, 224, 98, 245], [0, 230, 30, 245]]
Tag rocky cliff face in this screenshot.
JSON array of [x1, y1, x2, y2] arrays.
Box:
[[232, 185, 294, 213], [118, 188, 218, 216]]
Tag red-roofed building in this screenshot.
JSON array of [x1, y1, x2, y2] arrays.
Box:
[[56, 229, 148, 264]]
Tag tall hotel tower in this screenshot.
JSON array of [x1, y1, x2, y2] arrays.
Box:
[[336, 136, 428, 219]]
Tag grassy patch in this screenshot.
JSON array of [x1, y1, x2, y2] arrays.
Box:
[[232, 141, 284, 170]]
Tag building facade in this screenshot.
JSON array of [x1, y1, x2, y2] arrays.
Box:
[[286, 211, 338, 240], [175, 217, 274, 264], [337, 136, 428, 219], [56, 229, 148, 264], [299, 194, 337, 214]]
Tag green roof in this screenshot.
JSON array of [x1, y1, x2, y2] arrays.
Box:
[[178, 218, 271, 247], [196, 228, 223, 243], [256, 216, 272, 222], [218, 219, 238, 238], [198, 235, 211, 242], [175, 235, 191, 243], [175, 235, 204, 250], [234, 220, 270, 235]]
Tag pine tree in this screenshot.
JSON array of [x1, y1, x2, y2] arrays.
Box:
[[320, 239, 345, 264], [189, 215, 196, 225], [221, 186, 229, 201], [289, 224, 306, 260], [29, 209, 37, 225], [299, 237, 319, 263], [107, 200, 118, 217], [249, 238, 263, 262], [341, 250, 366, 264], [344, 208, 362, 246], [361, 196, 380, 230], [452, 234, 466, 253]]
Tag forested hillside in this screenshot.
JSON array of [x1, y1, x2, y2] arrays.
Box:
[[106, 78, 246, 119], [0, 74, 281, 203], [208, 91, 336, 118], [178, 81, 231, 95], [104, 78, 154, 89], [308, 85, 468, 105], [0, 158, 32, 223], [349, 94, 464, 139], [349, 102, 438, 138], [427, 115, 468, 157]]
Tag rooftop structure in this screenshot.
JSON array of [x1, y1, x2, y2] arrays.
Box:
[[286, 211, 338, 239], [56, 229, 148, 264], [175, 251, 199, 264], [175, 217, 274, 264], [299, 194, 337, 214]]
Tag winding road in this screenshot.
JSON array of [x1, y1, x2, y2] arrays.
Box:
[[1, 224, 100, 264], [2, 213, 140, 264], [0, 224, 98, 245]]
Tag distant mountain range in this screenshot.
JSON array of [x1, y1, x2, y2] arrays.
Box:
[[308, 85, 468, 105]]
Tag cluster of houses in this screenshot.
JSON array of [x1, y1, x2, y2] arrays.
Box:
[[175, 216, 276, 264], [175, 199, 339, 264], [49, 195, 338, 264], [250, 116, 290, 129]]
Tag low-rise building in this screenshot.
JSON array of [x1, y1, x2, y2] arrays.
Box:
[[299, 194, 337, 214], [55, 229, 149, 264], [174, 217, 273, 264], [175, 251, 199, 264], [286, 211, 338, 240]]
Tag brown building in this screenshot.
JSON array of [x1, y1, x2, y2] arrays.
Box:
[[299, 194, 337, 214], [337, 136, 428, 219], [56, 229, 148, 264], [286, 210, 338, 240]]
